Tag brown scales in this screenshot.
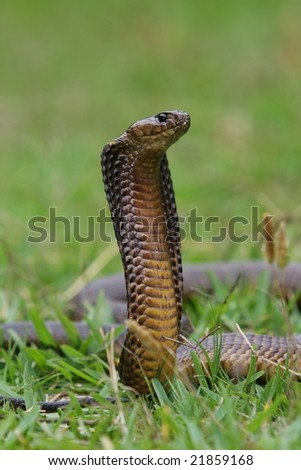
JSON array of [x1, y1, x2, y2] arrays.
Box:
[[101, 111, 190, 392]]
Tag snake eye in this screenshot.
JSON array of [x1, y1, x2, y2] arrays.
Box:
[[157, 113, 168, 123]]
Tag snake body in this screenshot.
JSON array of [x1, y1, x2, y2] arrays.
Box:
[[99, 110, 301, 392], [2, 111, 301, 398], [101, 111, 189, 392]]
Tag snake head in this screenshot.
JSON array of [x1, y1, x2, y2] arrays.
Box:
[[124, 110, 191, 157]]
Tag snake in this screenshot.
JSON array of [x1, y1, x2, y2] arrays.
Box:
[[1, 110, 301, 406]]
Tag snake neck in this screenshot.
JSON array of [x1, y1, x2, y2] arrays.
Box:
[[102, 143, 182, 393]]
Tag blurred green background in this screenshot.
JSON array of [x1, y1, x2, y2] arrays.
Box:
[[1, 0, 301, 312]]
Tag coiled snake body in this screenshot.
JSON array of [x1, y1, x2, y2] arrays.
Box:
[[2, 111, 301, 401]]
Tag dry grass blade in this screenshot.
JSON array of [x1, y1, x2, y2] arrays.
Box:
[[59, 244, 118, 302], [262, 213, 275, 264], [276, 221, 289, 269], [100, 328, 128, 437]]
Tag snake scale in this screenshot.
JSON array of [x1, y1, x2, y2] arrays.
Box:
[[1, 111, 301, 407]]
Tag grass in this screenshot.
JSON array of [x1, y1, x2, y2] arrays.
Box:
[[1, 0, 301, 450]]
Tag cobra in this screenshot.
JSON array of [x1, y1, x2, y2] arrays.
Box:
[[2, 111, 301, 402]]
